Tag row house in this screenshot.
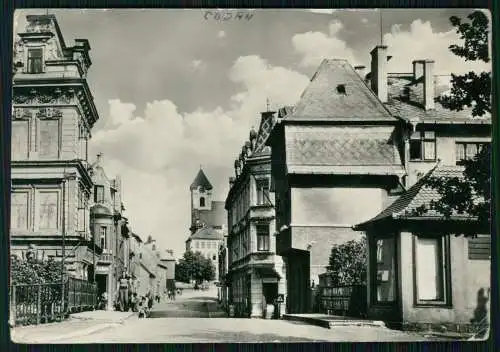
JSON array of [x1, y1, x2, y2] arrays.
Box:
[[353, 47, 491, 332], [144, 239, 169, 297], [224, 108, 293, 318], [266, 44, 491, 331], [10, 14, 99, 280], [88, 154, 128, 309], [160, 249, 176, 292]]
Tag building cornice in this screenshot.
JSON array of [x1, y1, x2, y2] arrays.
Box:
[[11, 159, 94, 189]]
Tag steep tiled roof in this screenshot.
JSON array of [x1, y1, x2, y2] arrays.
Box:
[[190, 226, 224, 240], [288, 59, 397, 122], [386, 75, 491, 124], [190, 169, 213, 190], [356, 165, 475, 227], [253, 114, 278, 156], [285, 126, 403, 168], [193, 200, 226, 228]]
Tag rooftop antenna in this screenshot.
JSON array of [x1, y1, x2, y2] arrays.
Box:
[[266, 98, 270, 112]]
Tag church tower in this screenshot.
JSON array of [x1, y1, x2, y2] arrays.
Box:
[[189, 168, 213, 233]]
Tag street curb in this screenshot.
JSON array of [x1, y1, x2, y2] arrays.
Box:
[[283, 314, 387, 329], [12, 322, 118, 344], [69, 312, 136, 324]]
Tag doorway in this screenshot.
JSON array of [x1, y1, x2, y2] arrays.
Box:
[[262, 282, 278, 306], [96, 274, 107, 296]]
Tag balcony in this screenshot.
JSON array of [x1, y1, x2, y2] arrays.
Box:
[[97, 250, 113, 265]]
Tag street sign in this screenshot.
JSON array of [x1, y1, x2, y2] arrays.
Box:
[[275, 294, 284, 303]]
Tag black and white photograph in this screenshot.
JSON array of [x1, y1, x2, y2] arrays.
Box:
[[8, 8, 492, 343]]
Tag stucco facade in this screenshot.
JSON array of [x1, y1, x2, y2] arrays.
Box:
[[10, 14, 99, 280]]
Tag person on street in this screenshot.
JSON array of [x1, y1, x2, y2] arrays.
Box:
[[117, 271, 130, 312]]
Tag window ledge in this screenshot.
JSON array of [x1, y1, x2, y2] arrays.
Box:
[[414, 303, 452, 308]]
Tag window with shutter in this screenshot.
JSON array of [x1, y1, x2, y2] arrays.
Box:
[[12, 120, 30, 160], [11, 191, 29, 230], [38, 191, 59, 229], [468, 235, 491, 260], [39, 119, 60, 159]]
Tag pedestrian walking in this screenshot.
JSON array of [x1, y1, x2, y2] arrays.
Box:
[[116, 271, 130, 312]]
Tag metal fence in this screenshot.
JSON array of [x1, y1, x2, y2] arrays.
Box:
[[10, 277, 98, 327], [318, 284, 367, 317]]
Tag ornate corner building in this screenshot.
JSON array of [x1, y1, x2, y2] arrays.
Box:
[[10, 14, 99, 280]]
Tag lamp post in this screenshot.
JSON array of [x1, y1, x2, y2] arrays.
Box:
[[61, 172, 73, 314]]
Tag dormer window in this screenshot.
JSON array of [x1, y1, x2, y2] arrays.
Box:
[[200, 197, 205, 207], [27, 48, 44, 74], [336, 84, 346, 95]]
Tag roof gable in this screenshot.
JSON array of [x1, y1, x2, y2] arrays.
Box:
[[191, 226, 224, 240], [288, 59, 396, 122], [190, 169, 213, 190]]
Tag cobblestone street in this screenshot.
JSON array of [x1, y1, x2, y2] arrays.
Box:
[[35, 290, 436, 343]]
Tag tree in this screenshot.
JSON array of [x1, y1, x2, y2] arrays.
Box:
[[327, 237, 367, 286], [10, 256, 65, 285], [174, 250, 216, 284], [419, 10, 491, 229], [437, 11, 491, 117]]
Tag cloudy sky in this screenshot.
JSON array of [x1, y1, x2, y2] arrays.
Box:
[[14, 8, 490, 258]]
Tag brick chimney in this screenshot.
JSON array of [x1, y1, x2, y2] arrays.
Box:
[[354, 65, 366, 80], [412, 60, 435, 110], [370, 46, 389, 103]]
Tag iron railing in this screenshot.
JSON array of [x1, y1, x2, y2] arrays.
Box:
[[10, 277, 98, 327]]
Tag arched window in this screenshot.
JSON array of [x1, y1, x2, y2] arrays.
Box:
[[200, 197, 205, 207]]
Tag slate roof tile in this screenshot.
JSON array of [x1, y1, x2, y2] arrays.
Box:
[[358, 165, 475, 226], [386, 75, 491, 123], [288, 59, 397, 122], [190, 169, 213, 190]]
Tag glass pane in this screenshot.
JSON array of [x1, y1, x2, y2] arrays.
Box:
[[466, 143, 478, 160], [28, 48, 43, 58], [424, 131, 435, 139], [410, 131, 421, 140], [11, 192, 29, 229], [424, 141, 436, 160], [39, 120, 59, 159], [455, 143, 465, 163], [375, 238, 396, 302], [416, 237, 443, 300], [38, 192, 58, 229], [409, 140, 422, 160], [12, 121, 29, 160]]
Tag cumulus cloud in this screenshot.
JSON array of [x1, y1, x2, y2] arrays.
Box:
[[383, 19, 491, 74], [90, 56, 309, 257], [292, 20, 357, 67], [190, 59, 207, 72], [217, 30, 226, 38]]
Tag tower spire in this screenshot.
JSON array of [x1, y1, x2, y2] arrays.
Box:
[[266, 98, 270, 112]]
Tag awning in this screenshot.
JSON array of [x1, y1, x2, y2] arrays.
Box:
[[255, 267, 281, 279]]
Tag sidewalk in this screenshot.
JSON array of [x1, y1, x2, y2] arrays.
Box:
[[283, 313, 386, 329], [11, 310, 136, 344]]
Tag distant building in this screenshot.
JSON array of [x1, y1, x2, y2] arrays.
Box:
[[10, 14, 99, 280], [186, 169, 226, 281], [225, 109, 293, 318], [88, 154, 128, 309], [160, 249, 176, 292]]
